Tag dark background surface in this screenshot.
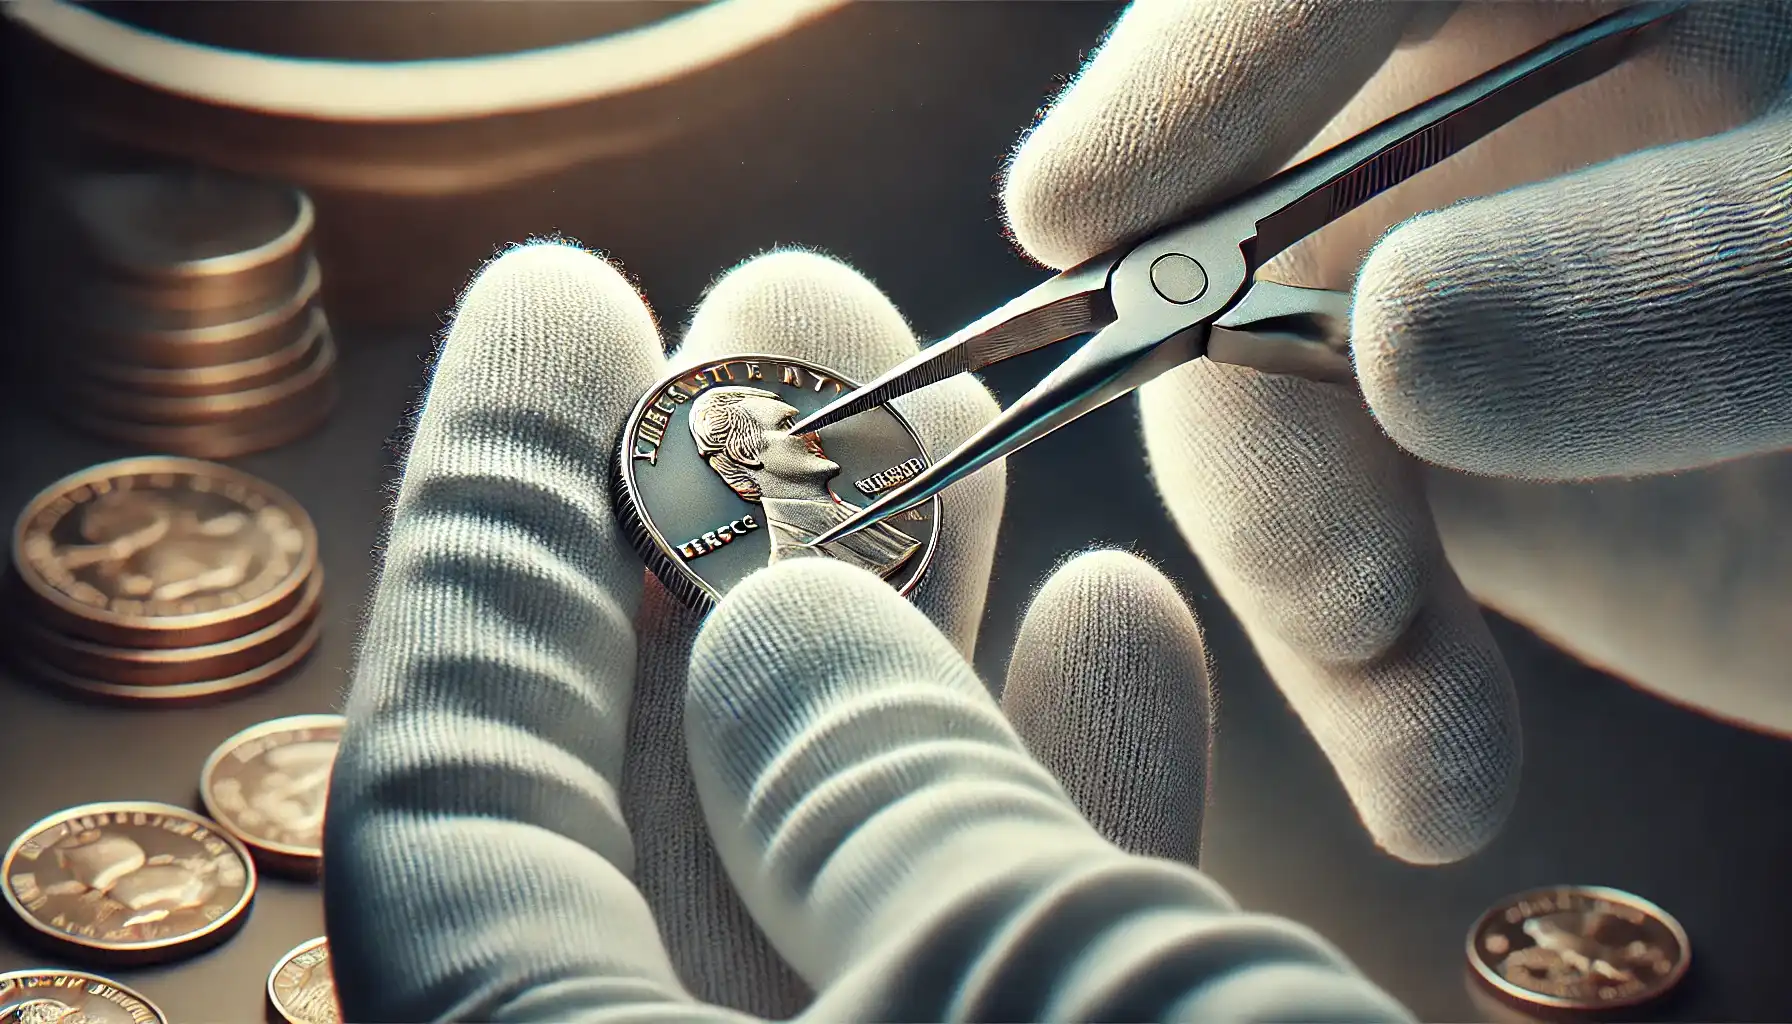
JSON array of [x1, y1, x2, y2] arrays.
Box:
[[2, 3, 1790, 1022]]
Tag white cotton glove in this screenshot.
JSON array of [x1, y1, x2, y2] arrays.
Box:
[[325, 242, 1217, 1021], [1002, 0, 1792, 866]]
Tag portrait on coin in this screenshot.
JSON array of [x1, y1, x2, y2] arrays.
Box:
[[54, 489, 265, 603], [249, 740, 334, 839], [2, 997, 93, 1024], [41, 828, 226, 931], [688, 385, 920, 575]]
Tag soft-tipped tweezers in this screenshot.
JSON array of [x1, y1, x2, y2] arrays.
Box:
[[792, 1, 1687, 548]]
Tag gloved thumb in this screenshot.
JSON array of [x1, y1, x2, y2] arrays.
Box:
[[1355, 106, 1792, 479]]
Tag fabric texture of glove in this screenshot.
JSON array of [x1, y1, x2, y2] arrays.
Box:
[[323, 242, 1224, 1021], [1002, 0, 1792, 864]]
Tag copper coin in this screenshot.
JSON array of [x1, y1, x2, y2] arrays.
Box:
[[11, 457, 317, 647], [18, 616, 323, 706], [201, 714, 342, 875], [72, 324, 337, 425], [614, 354, 940, 611], [20, 569, 323, 687], [2, 801, 258, 966], [80, 306, 328, 399], [0, 969, 168, 1024], [68, 372, 339, 460], [1468, 886, 1691, 1011], [80, 257, 323, 368], [63, 170, 314, 314], [267, 937, 339, 1024]]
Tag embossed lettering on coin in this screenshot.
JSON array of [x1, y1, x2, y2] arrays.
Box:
[[2, 801, 258, 964], [268, 936, 338, 1024], [1468, 886, 1690, 1010], [201, 714, 342, 870], [0, 969, 168, 1024], [11, 457, 316, 645], [615, 356, 940, 609]]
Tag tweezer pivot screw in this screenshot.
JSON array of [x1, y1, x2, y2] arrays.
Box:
[[1149, 253, 1208, 304]]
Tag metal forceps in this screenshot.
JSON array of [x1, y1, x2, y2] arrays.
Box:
[[792, 1, 1687, 548]]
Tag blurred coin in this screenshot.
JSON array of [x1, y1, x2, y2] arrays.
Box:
[[615, 355, 939, 611], [267, 936, 339, 1024], [81, 305, 327, 397], [0, 968, 168, 1024], [11, 457, 317, 647], [18, 616, 323, 706], [69, 374, 339, 460], [79, 257, 323, 364], [201, 714, 343, 876], [72, 323, 337, 425], [2, 801, 257, 966], [20, 570, 323, 687], [1468, 886, 1690, 1011], [63, 170, 314, 314]]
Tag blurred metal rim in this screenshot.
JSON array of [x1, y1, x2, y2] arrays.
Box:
[[5, 0, 855, 195]]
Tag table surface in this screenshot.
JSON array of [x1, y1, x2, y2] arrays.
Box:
[[3, 4, 1791, 1020]]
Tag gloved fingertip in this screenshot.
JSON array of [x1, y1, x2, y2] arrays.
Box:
[[679, 247, 917, 376], [1003, 548, 1212, 865]]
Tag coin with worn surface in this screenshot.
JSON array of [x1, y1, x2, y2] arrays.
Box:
[[11, 457, 317, 647], [21, 569, 322, 687], [2, 801, 257, 965], [0, 969, 168, 1024], [1468, 886, 1690, 1011], [268, 937, 339, 1024], [615, 355, 940, 610], [202, 714, 342, 874]]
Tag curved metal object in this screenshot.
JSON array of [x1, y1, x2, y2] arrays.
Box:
[[6, 0, 849, 121], [4, 0, 853, 195]]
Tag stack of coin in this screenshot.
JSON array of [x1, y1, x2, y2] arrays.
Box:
[[6, 456, 324, 703], [52, 167, 337, 459]]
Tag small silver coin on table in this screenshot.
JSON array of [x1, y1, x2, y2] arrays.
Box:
[[1, 801, 257, 966], [1467, 885, 1691, 1012], [200, 713, 343, 877], [614, 355, 941, 610], [0, 968, 168, 1024], [268, 936, 339, 1024]]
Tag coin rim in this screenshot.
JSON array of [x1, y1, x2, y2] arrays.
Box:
[[266, 935, 334, 1024], [1465, 884, 1692, 1010], [85, 184, 315, 281], [200, 714, 345, 861], [614, 353, 942, 612], [0, 967, 169, 1023], [19, 615, 324, 703], [22, 568, 324, 683], [74, 318, 338, 423], [9, 456, 320, 633], [79, 305, 327, 396], [1, 800, 260, 955]]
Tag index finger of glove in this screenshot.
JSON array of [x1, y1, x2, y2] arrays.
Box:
[[330, 243, 719, 1020], [1001, 0, 1417, 270], [673, 249, 1004, 656], [686, 560, 1413, 1022]]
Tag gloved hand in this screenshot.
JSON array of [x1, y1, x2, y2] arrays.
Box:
[[1002, 0, 1792, 865], [323, 243, 1224, 1020]]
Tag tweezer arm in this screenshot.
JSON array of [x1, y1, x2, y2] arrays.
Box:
[[1241, 1, 1686, 266], [792, 258, 1114, 434]]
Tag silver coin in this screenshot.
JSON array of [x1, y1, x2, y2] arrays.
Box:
[[615, 354, 940, 610], [0, 969, 168, 1024]]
